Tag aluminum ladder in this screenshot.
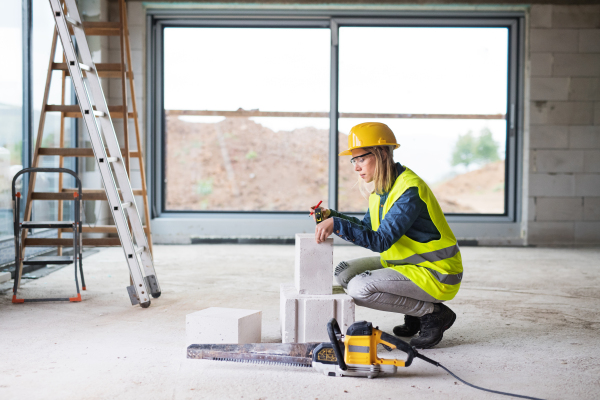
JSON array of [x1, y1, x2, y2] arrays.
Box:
[[48, 0, 160, 308]]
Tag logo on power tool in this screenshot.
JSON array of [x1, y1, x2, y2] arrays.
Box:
[[317, 348, 337, 362]]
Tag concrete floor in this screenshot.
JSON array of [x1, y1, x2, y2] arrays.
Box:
[[1, 244, 599, 400]]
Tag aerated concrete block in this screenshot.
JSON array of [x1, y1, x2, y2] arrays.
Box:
[[0, 271, 10, 284], [295, 233, 333, 295], [280, 283, 355, 343], [186, 307, 261, 346]]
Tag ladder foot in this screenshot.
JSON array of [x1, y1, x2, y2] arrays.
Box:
[[69, 293, 82, 302], [140, 300, 151, 308], [151, 291, 161, 298], [82, 286, 87, 291], [12, 295, 25, 304]]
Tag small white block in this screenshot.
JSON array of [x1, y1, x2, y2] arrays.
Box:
[[280, 289, 298, 343], [0, 271, 10, 284], [302, 298, 334, 342], [186, 307, 261, 346], [295, 233, 333, 295], [280, 283, 355, 343]]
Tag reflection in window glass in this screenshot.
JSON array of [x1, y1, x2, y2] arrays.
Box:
[[164, 28, 330, 211], [0, 2, 23, 240], [338, 27, 508, 214]]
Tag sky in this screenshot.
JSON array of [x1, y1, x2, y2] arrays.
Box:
[[164, 26, 508, 184]]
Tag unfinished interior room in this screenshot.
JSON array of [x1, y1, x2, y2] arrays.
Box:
[[1, 0, 599, 399]]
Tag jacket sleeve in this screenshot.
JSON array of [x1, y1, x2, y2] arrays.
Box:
[[332, 187, 425, 253], [328, 209, 371, 230]]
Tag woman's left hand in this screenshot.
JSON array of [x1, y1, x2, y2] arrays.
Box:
[[315, 218, 334, 244]]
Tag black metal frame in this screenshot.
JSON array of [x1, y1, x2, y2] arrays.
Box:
[[11, 168, 84, 303], [148, 11, 523, 224]]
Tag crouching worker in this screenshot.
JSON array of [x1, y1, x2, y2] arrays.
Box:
[[311, 122, 463, 349]]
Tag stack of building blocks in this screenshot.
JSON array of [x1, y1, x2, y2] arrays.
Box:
[[280, 233, 355, 343], [186, 307, 262, 346]]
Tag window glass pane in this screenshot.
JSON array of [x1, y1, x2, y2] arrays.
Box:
[[338, 27, 508, 214], [32, 0, 74, 223], [0, 1, 22, 241], [164, 28, 330, 212]]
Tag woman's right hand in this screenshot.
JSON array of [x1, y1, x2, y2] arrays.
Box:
[[309, 206, 331, 222]]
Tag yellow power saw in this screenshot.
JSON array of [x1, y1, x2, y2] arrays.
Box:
[[188, 319, 544, 399]]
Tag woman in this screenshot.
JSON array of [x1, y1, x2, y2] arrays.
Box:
[[311, 122, 463, 349]]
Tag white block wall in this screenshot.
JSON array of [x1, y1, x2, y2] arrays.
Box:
[[117, 1, 600, 246], [528, 5, 600, 245]]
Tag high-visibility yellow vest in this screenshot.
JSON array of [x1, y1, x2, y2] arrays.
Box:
[[369, 167, 463, 301]]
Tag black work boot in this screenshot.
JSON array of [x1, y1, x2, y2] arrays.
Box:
[[393, 315, 421, 337], [410, 303, 456, 349]]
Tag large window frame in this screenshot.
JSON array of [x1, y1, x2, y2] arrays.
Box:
[[147, 8, 525, 240]]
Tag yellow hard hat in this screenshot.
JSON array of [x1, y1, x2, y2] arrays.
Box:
[[338, 122, 400, 156]]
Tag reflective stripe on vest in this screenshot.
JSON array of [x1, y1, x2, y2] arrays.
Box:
[[369, 166, 463, 301]]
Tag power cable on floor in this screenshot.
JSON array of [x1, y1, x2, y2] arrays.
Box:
[[415, 353, 546, 400]]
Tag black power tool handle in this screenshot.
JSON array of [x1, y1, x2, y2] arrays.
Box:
[[327, 318, 348, 371], [379, 331, 416, 367]]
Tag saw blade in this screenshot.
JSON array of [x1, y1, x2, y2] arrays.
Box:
[[187, 343, 321, 368]]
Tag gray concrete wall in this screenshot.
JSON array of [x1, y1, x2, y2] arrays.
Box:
[[122, 1, 600, 245], [528, 5, 600, 245]]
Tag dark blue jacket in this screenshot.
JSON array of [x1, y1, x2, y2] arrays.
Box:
[[330, 163, 440, 253]]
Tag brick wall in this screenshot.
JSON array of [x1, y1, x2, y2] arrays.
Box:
[[528, 5, 600, 245]]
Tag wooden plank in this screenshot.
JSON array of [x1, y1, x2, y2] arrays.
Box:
[[79, 22, 121, 36], [59, 225, 149, 233], [32, 189, 144, 201], [38, 148, 139, 158], [25, 238, 122, 247], [166, 109, 506, 120]]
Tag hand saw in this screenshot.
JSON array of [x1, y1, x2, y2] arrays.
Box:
[[188, 319, 417, 378]]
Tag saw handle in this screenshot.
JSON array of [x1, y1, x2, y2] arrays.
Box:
[[327, 318, 347, 371], [378, 331, 415, 367]]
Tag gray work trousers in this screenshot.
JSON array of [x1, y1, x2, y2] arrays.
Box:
[[335, 256, 443, 317]]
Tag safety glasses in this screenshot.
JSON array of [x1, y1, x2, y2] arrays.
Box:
[[350, 152, 373, 165]]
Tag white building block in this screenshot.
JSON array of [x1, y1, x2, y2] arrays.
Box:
[[186, 307, 261, 346], [280, 283, 354, 343], [0, 271, 10, 284], [294, 233, 333, 295]]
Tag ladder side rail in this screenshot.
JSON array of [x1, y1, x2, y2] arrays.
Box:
[[61, 0, 156, 281], [49, 0, 151, 306], [122, 0, 154, 256]]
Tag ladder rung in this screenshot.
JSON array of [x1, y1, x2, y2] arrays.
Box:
[[21, 221, 74, 229], [52, 62, 132, 79], [32, 189, 144, 201], [25, 238, 122, 247], [106, 157, 119, 163], [122, 202, 133, 209], [67, 60, 91, 72], [38, 148, 139, 158], [45, 105, 135, 119], [64, 15, 79, 27], [59, 225, 150, 233], [135, 246, 145, 254], [23, 256, 74, 265], [81, 21, 121, 36], [90, 109, 105, 117]]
